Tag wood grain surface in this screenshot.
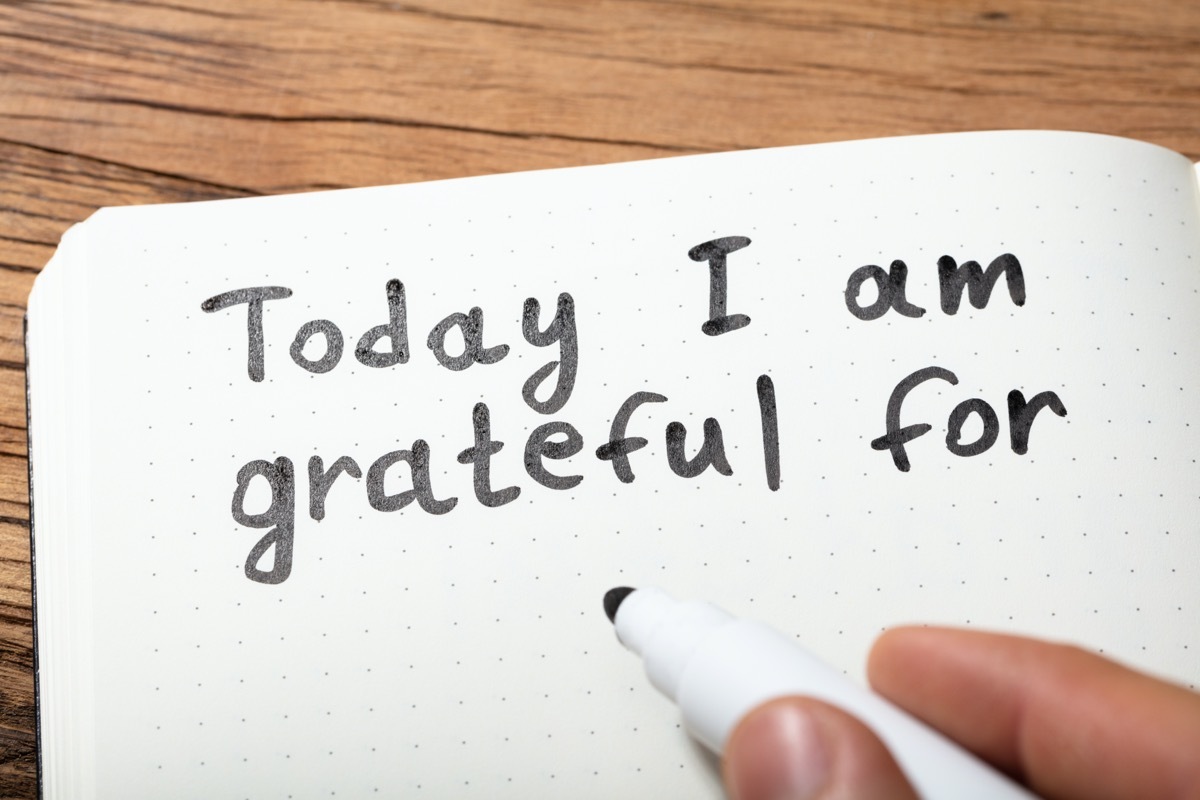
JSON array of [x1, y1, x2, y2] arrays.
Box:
[[1, 1, 1198, 796]]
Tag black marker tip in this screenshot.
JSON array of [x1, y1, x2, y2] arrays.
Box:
[[603, 586, 636, 624]]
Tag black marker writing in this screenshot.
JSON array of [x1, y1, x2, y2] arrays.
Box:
[[232, 457, 295, 585], [945, 398, 998, 457], [938, 253, 1025, 314], [524, 421, 584, 490], [356, 278, 410, 368], [844, 261, 926, 321], [665, 417, 733, 478], [201, 286, 293, 382], [1007, 390, 1067, 454], [521, 293, 578, 414], [367, 440, 457, 514], [871, 366, 959, 472], [457, 402, 521, 507], [873, 367, 1068, 470], [289, 319, 343, 374], [308, 455, 362, 520], [689, 236, 751, 336], [427, 307, 510, 371], [757, 374, 780, 491], [207, 243, 1065, 584], [595, 391, 668, 483]]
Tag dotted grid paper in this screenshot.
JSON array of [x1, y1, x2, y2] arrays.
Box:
[[54, 132, 1200, 798]]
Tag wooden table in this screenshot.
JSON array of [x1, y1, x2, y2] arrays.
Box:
[[0, 1, 1197, 795]]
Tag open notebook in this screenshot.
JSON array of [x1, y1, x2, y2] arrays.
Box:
[[26, 131, 1200, 798]]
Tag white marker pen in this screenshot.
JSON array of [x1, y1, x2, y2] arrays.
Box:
[[604, 586, 1037, 799]]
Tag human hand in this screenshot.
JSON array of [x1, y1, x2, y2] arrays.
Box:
[[722, 627, 1200, 800]]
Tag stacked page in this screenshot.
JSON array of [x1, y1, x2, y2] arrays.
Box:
[[26, 131, 1200, 798]]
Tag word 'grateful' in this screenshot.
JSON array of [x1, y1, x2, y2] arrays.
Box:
[[234, 379, 780, 584]]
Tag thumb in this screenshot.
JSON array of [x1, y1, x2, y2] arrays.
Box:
[[723, 696, 920, 800]]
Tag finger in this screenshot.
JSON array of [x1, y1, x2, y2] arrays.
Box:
[[868, 626, 1200, 800], [723, 695, 920, 800]]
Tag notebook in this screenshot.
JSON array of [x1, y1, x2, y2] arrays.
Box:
[[26, 131, 1200, 798]]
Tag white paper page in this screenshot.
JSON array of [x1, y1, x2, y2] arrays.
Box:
[[28, 221, 99, 798], [64, 131, 1200, 798]]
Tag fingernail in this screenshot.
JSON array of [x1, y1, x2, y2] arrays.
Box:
[[727, 702, 832, 800]]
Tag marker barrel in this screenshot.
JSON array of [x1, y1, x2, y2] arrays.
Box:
[[614, 588, 1036, 800]]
